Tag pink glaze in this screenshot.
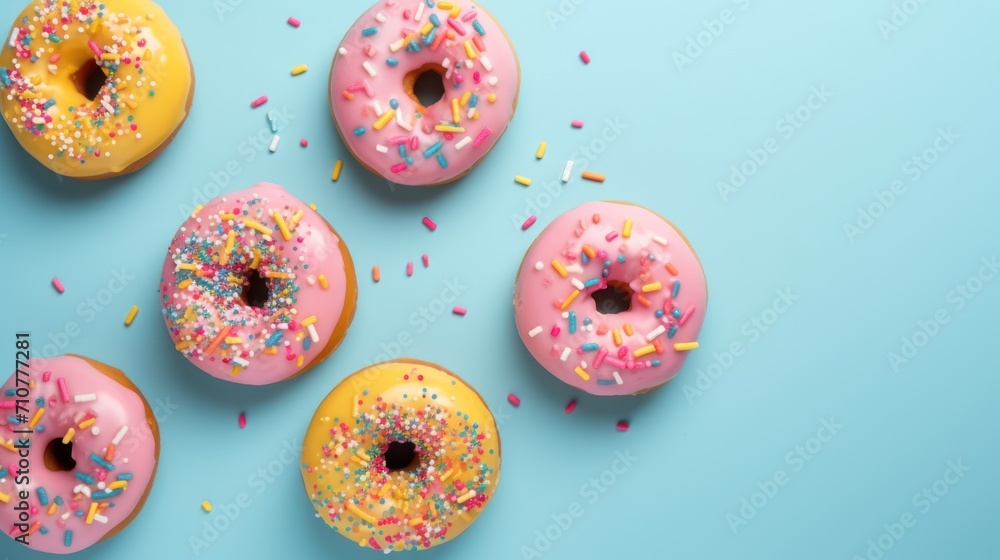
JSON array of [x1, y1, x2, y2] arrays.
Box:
[[330, 0, 519, 186], [514, 202, 709, 396], [159, 183, 356, 385], [0, 355, 157, 554]]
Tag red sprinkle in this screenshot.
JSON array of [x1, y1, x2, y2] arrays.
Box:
[[422, 216, 437, 231], [52, 277, 65, 294], [507, 394, 521, 407], [251, 96, 268, 108], [406, 262, 414, 276], [287, 17, 301, 28], [238, 413, 247, 429], [565, 399, 577, 414], [421, 254, 429, 267], [616, 420, 630, 432], [571, 120, 584, 128], [580, 51, 591, 64], [453, 306, 467, 316], [300, 139, 308, 147], [521, 215, 537, 230]]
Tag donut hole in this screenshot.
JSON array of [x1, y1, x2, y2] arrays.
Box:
[[71, 59, 110, 101], [43, 438, 77, 472], [240, 269, 270, 309], [383, 441, 419, 472], [403, 64, 446, 108], [591, 280, 634, 315]]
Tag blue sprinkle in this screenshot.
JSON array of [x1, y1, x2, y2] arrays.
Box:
[[266, 331, 283, 347], [40, 526, 48, 535], [389, 98, 399, 109], [652, 360, 662, 367], [4, 389, 15, 396], [35, 397, 44, 407], [604, 260, 612, 267], [655, 310, 664, 318], [0, 467, 6, 478], [581, 343, 599, 351], [90, 452, 115, 471], [430, 13, 441, 26], [406, 156, 414, 165], [424, 28, 436, 45], [398, 144, 407, 158], [667, 325, 678, 338], [91, 489, 123, 500], [44, 98, 56, 109], [353, 127, 366, 136], [582, 317, 592, 326], [437, 153, 448, 168], [408, 39, 420, 52], [469, 93, 479, 107], [473, 20, 486, 35], [75, 472, 96, 485], [54, 496, 63, 506], [361, 26, 378, 36], [581, 252, 589, 265], [303, 337, 311, 351], [74, 510, 84, 518], [423, 141, 444, 157], [386, 58, 398, 66], [568, 311, 577, 334], [6, 416, 17, 424], [617, 254, 626, 264], [65, 530, 73, 547], [671, 308, 682, 319], [597, 379, 616, 385], [672, 281, 681, 298], [584, 278, 601, 288], [37, 487, 48, 506], [601, 269, 610, 278], [0, 69, 9, 86], [117, 473, 133, 481]]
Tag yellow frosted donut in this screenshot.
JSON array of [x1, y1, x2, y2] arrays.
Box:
[[301, 359, 501, 552], [0, 0, 194, 179]]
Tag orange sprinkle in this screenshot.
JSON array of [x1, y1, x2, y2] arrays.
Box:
[[582, 245, 596, 258], [342, 90, 354, 100], [204, 325, 232, 356], [636, 295, 652, 307], [582, 171, 606, 182], [652, 338, 665, 354], [105, 444, 115, 461], [623, 324, 634, 336], [372, 266, 381, 283], [665, 263, 679, 275]]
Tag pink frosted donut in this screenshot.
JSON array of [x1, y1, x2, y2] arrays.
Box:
[[329, 0, 520, 186], [159, 183, 358, 385], [514, 202, 709, 396], [0, 355, 158, 554]]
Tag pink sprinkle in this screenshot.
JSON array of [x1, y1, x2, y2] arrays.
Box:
[[287, 17, 301, 28], [565, 399, 577, 414], [616, 420, 630, 432], [679, 305, 696, 326], [605, 232, 619, 242], [251, 96, 268, 108], [571, 120, 584, 128], [473, 127, 493, 147], [507, 393, 521, 407], [52, 277, 65, 293], [403, 9, 411, 19], [239, 412, 247, 429], [87, 40, 101, 56], [57, 378, 69, 403], [593, 346, 609, 368], [0, 401, 15, 409], [42, 371, 51, 382], [462, 11, 478, 22], [550, 326, 561, 336], [422, 217, 437, 231], [521, 215, 537, 230], [406, 262, 414, 276], [580, 51, 591, 64], [447, 17, 467, 36], [452, 306, 467, 316], [300, 139, 308, 147], [388, 135, 409, 145], [421, 254, 429, 267], [390, 163, 408, 173]]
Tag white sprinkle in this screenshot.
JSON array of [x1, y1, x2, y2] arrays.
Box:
[[390, 38, 406, 52], [534, 261, 544, 271], [372, 100, 383, 116], [81, 486, 91, 498], [74, 393, 97, 403], [646, 325, 666, 341], [376, 144, 389, 153], [561, 160, 574, 183], [481, 56, 493, 71], [465, 60, 474, 69], [442, 57, 451, 69], [93, 514, 109, 524], [561, 312, 570, 319], [488, 76, 499, 86], [560, 347, 572, 361], [396, 108, 413, 131], [61, 511, 71, 520], [565, 264, 584, 274], [232, 357, 250, 367], [415, 1, 425, 21], [528, 326, 543, 338], [112, 426, 129, 445], [455, 136, 472, 150], [362, 61, 377, 77], [307, 324, 320, 343], [8, 28, 18, 48], [613, 371, 623, 385], [375, 12, 388, 23], [580, 361, 589, 369], [339, 47, 348, 56], [269, 134, 280, 153], [652, 235, 668, 246], [73, 484, 85, 495], [570, 278, 585, 290], [101, 99, 115, 114], [467, 107, 476, 119]]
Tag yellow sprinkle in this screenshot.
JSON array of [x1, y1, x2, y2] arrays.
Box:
[[190, 205, 203, 218], [265, 271, 289, 279], [471, 109, 480, 120], [450, 5, 461, 17], [373, 109, 396, 131], [439, 468, 454, 482], [429, 501, 437, 518], [348, 504, 377, 525], [460, 91, 471, 106], [408, 516, 424, 526], [47, 502, 57, 514], [515, 175, 532, 186], [634, 344, 656, 357], [263, 347, 278, 355], [641, 282, 662, 293], [674, 342, 700, 351], [177, 279, 192, 290], [28, 408, 44, 428], [463, 40, 477, 59], [487, 93, 496, 103], [332, 160, 343, 181], [231, 365, 242, 377], [250, 249, 261, 269], [420, 22, 434, 36], [86, 502, 98, 524], [560, 290, 580, 310], [243, 219, 273, 236], [291, 64, 308, 76], [318, 275, 329, 289], [623, 324, 634, 336], [623, 219, 633, 238], [378, 483, 393, 498], [612, 328, 622, 347], [452, 98, 461, 123], [225, 337, 243, 345], [296, 355, 304, 367], [124, 305, 139, 326], [201, 500, 212, 512], [574, 366, 591, 381], [300, 316, 318, 327], [176, 263, 197, 271], [438, 1, 454, 8], [457, 490, 476, 504], [175, 341, 194, 351], [79, 417, 96, 429], [272, 212, 292, 241], [434, 124, 465, 133], [62, 428, 75, 444], [536, 141, 547, 159], [123, 98, 137, 109], [219, 213, 236, 220], [219, 230, 235, 265], [100, 53, 119, 61], [108, 480, 128, 490], [0, 440, 14, 452], [290, 210, 305, 229], [551, 260, 568, 278]]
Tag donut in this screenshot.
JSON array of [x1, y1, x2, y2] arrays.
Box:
[[0, 354, 159, 554], [159, 183, 357, 385], [513, 201, 708, 396], [329, 0, 519, 186], [0, 0, 194, 179], [301, 359, 501, 551]]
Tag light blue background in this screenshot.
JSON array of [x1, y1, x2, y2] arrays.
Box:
[[2, 1, 999, 558]]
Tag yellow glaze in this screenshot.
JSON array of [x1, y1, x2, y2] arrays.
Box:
[[301, 359, 501, 552], [0, 0, 193, 178]]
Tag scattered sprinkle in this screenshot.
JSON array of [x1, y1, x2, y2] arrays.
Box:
[[582, 171, 606, 182], [571, 120, 584, 128], [291, 64, 308, 76], [287, 17, 301, 28], [300, 139, 308, 148], [514, 175, 531, 186], [238, 412, 247, 429], [536, 142, 547, 159], [561, 160, 574, 183], [406, 262, 414, 277], [674, 342, 699, 351], [124, 305, 139, 326], [331, 159, 343, 181], [372, 266, 381, 283], [421, 254, 430, 267], [616, 420, 630, 432], [565, 399, 577, 414], [453, 306, 467, 316], [580, 51, 591, 64], [52, 277, 64, 294], [201, 501, 213, 512], [507, 393, 521, 407], [269, 134, 280, 153], [422, 216, 437, 231], [250, 96, 268, 109], [521, 215, 537, 230]]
